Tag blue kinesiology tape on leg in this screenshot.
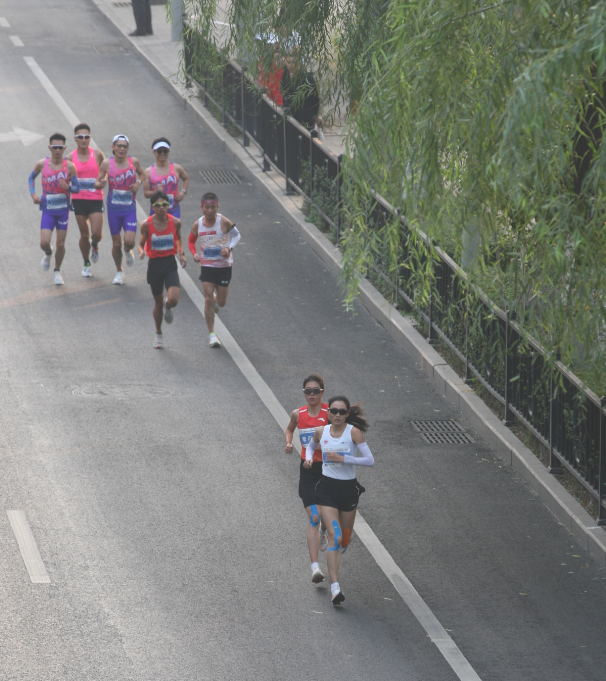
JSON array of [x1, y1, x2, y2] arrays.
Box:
[[309, 504, 320, 527], [328, 520, 342, 552]]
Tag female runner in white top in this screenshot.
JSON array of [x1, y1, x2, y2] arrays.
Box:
[[306, 396, 374, 605]]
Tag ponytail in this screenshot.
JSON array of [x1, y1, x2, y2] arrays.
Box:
[[328, 395, 369, 433]]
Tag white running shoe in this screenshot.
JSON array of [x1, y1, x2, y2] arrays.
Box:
[[331, 584, 345, 606], [209, 332, 222, 348], [90, 241, 99, 263], [54, 270, 64, 286], [82, 265, 92, 277], [112, 271, 124, 285], [164, 298, 173, 324], [319, 528, 328, 552], [41, 247, 52, 271], [153, 333, 163, 349], [125, 249, 134, 267], [311, 566, 325, 584]]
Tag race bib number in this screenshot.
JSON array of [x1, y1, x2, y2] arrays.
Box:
[[111, 189, 133, 206], [168, 194, 174, 208], [322, 446, 350, 467], [299, 428, 316, 449], [78, 178, 96, 191], [151, 233, 174, 251], [46, 193, 68, 211], [203, 247, 222, 258]]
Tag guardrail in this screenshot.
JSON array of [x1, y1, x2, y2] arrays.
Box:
[[183, 21, 606, 523]]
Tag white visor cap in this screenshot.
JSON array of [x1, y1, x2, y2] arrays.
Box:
[[112, 134, 129, 144], [153, 141, 170, 151]]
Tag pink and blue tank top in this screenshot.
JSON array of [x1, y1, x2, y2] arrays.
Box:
[[71, 148, 103, 201], [41, 158, 70, 212], [108, 157, 136, 213], [150, 162, 179, 214]]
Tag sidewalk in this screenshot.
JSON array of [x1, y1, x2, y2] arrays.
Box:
[[92, 0, 606, 566]]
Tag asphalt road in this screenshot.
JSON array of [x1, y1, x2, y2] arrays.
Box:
[[0, 1, 605, 680]]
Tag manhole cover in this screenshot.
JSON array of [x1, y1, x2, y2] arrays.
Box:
[[93, 45, 128, 54], [199, 170, 241, 184], [411, 420, 474, 444], [73, 385, 181, 399], [113, 2, 131, 7]]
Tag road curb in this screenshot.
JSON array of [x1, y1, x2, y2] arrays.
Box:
[[90, 0, 606, 566]]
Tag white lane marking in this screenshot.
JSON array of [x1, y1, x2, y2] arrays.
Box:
[[0, 127, 44, 146], [0, 17, 11, 28], [9, 35, 23, 46], [7, 510, 51, 583], [23, 58, 483, 681]]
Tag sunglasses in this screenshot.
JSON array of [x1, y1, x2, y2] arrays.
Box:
[[155, 148, 169, 154], [303, 388, 322, 395], [329, 408, 349, 416], [75, 134, 91, 140], [114, 144, 128, 149], [152, 201, 170, 208], [50, 144, 65, 149]]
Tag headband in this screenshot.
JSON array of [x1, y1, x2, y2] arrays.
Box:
[[112, 134, 129, 144], [153, 141, 170, 150]]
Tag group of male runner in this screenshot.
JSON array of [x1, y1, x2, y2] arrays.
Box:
[[29, 126, 241, 349]]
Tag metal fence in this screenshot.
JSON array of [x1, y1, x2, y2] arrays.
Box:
[[183, 23, 606, 523]]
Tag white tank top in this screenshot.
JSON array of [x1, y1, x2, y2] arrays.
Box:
[[320, 423, 359, 481], [198, 213, 233, 268]]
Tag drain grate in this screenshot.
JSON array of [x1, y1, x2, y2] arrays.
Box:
[[93, 45, 128, 54], [199, 170, 241, 184], [113, 2, 131, 7], [73, 385, 181, 399], [411, 420, 475, 444]]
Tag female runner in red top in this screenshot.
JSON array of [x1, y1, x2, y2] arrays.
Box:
[[285, 374, 329, 584], [137, 190, 187, 349]]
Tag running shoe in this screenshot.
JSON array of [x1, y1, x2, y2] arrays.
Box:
[[311, 566, 325, 584], [164, 298, 173, 324], [82, 265, 92, 277], [113, 271, 124, 285], [339, 530, 353, 555], [319, 528, 328, 552], [41, 247, 52, 271], [153, 333, 163, 349], [54, 270, 64, 286], [125, 249, 134, 267], [209, 332, 222, 348], [331, 586, 345, 606], [90, 241, 99, 263]]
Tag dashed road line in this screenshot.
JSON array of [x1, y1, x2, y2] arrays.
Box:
[[9, 35, 23, 46], [7, 510, 51, 583], [0, 17, 11, 28], [22, 55, 483, 681]]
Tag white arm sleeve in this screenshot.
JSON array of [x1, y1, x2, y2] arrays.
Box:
[[227, 225, 241, 249], [305, 439, 318, 462], [343, 441, 374, 467]]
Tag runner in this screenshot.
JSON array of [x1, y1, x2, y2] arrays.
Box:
[[305, 396, 374, 605], [188, 192, 240, 347], [143, 137, 189, 218], [95, 134, 145, 285], [285, 375, 330, 584], [70, 123, 105, 277], [137, 190, 187, 348], [28, 132, 79, 285]]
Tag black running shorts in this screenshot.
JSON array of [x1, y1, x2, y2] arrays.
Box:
[[147, 255, 180, 297], [315, 475, 365, 512], [72, 199, 104, 216], [199, 265, 232, 287], [298, 460, 323, 508]]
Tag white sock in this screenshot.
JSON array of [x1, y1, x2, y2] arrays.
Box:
[[311, 562, 319, 572], [331, 581, 340, 594]]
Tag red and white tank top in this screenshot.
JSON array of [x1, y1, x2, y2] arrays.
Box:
[[41, 158, 70, 211], [71, 148, 103, 200], [150, 162, 178, 209], [198, 214, 232, 268], [145, 214, 178, 258], [298, 403, 328, 462]]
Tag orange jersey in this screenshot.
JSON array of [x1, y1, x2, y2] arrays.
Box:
[[298, 403, 329, 462]]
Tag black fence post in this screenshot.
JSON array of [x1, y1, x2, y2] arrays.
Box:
[[241, 67, 249, 147], [464, 308, 471, 383], [336, 154, 343, 245], [221, 67, 226, 127], [183, 21, 192, 89], [502, 310, 515, 426], [548, 353, 563, 474], [599, 396, 606, 525], [283, 109, 294, 195], [427, 253, 437, 345]]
